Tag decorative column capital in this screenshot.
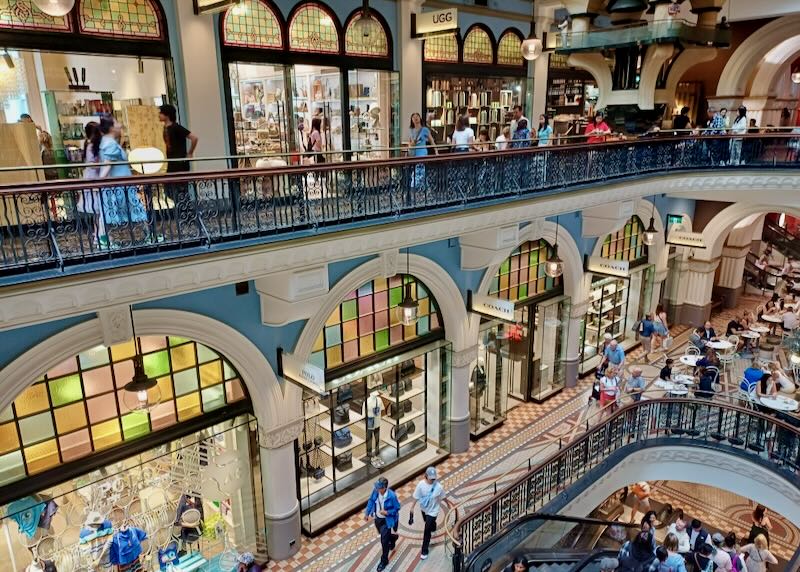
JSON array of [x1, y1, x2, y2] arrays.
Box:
[[258, 417, 304, 450], [452, 345, 478, 369]]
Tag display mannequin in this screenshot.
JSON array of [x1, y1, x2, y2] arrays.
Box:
[[109, 523, 147, 571], [365, 390, 383, 468]]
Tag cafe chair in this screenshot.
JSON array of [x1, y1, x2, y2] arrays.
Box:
[[685, 346, 701, 356], [718, 337, 738, 372]]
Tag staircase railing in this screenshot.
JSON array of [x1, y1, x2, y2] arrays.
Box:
[[449, 397, 800, 570], [763, 220, 800, 261], [1, 133, 798, 283]]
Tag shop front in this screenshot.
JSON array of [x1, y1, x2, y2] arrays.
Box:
[[0, 0, 176, 181], [423, 25, 527, 146], [468, 239, 571, 438], [221, 0, 399, 164], [290, 273, 450, 534], [0, 335, 264, 570], [580, 216, 655, 373]]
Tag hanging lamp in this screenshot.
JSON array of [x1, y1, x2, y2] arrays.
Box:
[[642, 197, 658, 246], [32, 0, 75, 17], [521, 2, 543, 61], [791, 64, 800, 84], [122, 306, 162, 413], [395, 249, 419, 326], [353, 0, 380, 47], [545, 217, 564, 278]]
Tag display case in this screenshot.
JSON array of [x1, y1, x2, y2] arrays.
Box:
[[228, 64, 289, 160], [42, 89, 113, 169], [425, 75, 524, 145], [292, 67, 343, 161], [347, 69, 397, 159]]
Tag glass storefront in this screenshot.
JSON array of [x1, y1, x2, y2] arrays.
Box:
[[0, 416, 264, 571]]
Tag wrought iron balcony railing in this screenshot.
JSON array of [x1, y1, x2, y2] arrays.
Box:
[[0, 133, 798, 284]]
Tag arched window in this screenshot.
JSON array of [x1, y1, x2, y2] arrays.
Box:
[[497, 29, 523, 66], [489, 239, 561, 303], [601, 216, 648, 261], [462, 25, 493, 65], [0, 336, 246, 484], [223, 0, 283, 49], [423, 33, 458, 63], [311, 275, 442, 371], [78, 0, 163, 39], [288, 1, 340, 54], [344, 10, 389, 58], [0, 0, 70, 31]]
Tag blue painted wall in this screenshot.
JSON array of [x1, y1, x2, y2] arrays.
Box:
[[410, 239, 485, 303], [0, 315, 93, 371]]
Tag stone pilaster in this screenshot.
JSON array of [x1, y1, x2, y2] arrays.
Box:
[[450, 345, 477, 453]]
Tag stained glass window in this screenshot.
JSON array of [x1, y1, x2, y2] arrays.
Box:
[[0, 337, 246, 485], [223, 0, 282, 49], [288, 2, 339, 54], [498, 31, 523, 66], [310, 275, 442, 371], [344, 11, 388, 58], [600, 216, 648, 261], [0, 0, 70, 31], [489, 240, 561, 303], [423, 33, 458, 63], [78, 0, 162, 39], [462, 27, 493, 65]]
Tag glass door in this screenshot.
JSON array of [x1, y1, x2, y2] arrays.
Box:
[[530, 296, 571, 402], [291, 64, 344, 161], [347, 69, 399, 159]]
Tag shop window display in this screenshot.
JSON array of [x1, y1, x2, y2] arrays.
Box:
[[298, 341, 450, 534], [228, 62, 289, 157], [0, 416, 264, 571], [347, 69, 397, 157], [0, 336, 245, 487]]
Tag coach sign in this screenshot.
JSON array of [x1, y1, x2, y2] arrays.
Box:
[[412, 8, 459, 38]]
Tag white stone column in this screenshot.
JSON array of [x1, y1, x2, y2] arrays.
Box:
[[565, 300, 588, 388], [676, 258, 720, 325], [716, 245, 750, 307], [651, 267, 669, 314], [173, 0, 228, 169], [530, 17, 552, 122], [398, 0, 425, 138], [450, 345, 477, 454], [258, 419, 304, 560]]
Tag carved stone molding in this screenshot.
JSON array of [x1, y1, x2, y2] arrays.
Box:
[[379, 249, 400, 278], [452, 345, 478, 369], [97, 305, 133, 347], [258, 417, 304, 450]]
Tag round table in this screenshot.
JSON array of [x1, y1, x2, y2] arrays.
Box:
[[749, 325, 770, 334], [741, 331, 761, 339], [674, 374, 695, 385], [759, 396, 799, 412], [680, 355, 700, 367], [761, 314, 783, 324], [662, 382, 688, 396], [707, 340, 733, 351]]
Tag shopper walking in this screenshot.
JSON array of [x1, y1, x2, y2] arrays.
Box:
[[159, 104, 198, 173], [510, 105, 528, 137], [537, 115, 553, 146], [308, 117, 324, 162], [364, 478, 400, 572], [78, 121, 108, 248], [409, 466, 445, 560]]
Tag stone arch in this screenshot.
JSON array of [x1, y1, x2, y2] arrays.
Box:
[[0, 309, 285, 431], [468, 220, 584, 341], [716, 14, 800, 97], [748, 37, 800, 98], [566, 53, 613, 111], [700, 203, 800, 260]]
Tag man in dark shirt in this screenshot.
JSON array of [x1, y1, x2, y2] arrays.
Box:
[[159, 104, 198, 173], [726, 315, 744, 336], [673, 106, 691, 131]]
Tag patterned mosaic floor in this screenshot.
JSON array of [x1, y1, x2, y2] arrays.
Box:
[[266, 293, 790, 572]]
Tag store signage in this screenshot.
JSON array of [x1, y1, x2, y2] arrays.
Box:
[[667, 214, 685, 226], [667, 230, 706, 249], [586, 256, 630, 278], [412, 8, 458, 38], [279, 350, 326, 395], [468, 291, 515, 322], [193, 0, 236, 15]]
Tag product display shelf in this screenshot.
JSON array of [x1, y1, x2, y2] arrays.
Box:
[[320, 433, 365, 456], [379, 381, 425, 403], [317, 410, 365, 432], [325, 457, 366, 479], [304, 401, 329, 420], [382, 408, 424, 428], [384, 426, 426, 446], [43, 89, 114, 169], [299, 472, 333, 497], [588, 300, 626, 315]]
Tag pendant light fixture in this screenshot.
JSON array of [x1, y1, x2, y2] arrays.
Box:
[[791, 64, 800, 84], [122, 306, 162, 414], [545, 216, 564, 278], [521, 2, 543, 61], [396, 248, 419, 326], [32, 0, 75, 17], [642, 196, 658, 246], [353, 0, 380, 46]]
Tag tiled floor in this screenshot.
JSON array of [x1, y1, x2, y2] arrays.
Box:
[[267, 292, 793, 572]]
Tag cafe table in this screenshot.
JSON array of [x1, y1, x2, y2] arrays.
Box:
[[759, 395, 799, 412]]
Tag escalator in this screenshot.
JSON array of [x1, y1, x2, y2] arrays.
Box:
[[462, 514, 638, 572]]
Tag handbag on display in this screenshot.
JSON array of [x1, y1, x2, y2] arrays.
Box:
[[400, 359, 416, 376], [391, 421, 415, 443], [403, 400, 413, 413], [388, 404, 403, 420], [333, 404, 350, 425], [337, 385, 354, 404], [334, 451, 353, 471], [404, 378, 414, 391], [389, 382, 405, 398], [333, 428, 353, 448]]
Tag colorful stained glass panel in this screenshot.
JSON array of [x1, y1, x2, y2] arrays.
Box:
[[600, 216, 648, 262], [424, 33, 458, 63], [0, 0, 70, 31], [462, 27, 493, 64], [288, 2, 339, 54], [498, 31, 523, 66], [344, 11, 388, 58], [78, 0, 162, 39], [223, 0, 283, 49], [489, 239, 562, 303]]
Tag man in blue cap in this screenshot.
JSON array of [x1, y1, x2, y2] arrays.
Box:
[[364, 477, 401, 571], [409, 466, 445, 560]]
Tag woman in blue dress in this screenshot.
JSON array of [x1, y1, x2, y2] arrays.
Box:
[[408, 113, 437, 190], [97, 116, 148, 230]]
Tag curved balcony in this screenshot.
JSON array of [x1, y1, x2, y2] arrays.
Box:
[[0, 133, 798, 285]]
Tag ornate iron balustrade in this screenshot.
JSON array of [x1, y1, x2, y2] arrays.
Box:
[[450, 397, 800, 570], [0, 134, 798, 282]]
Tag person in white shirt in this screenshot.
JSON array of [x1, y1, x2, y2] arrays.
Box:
[[783, 308, 799, 332], [509, 105, 527, 139], [711, 532, 733, 571], [729, 105, 748, 164], [495, 126, 510, 150], [409, 466, 445, 560], [451, 116, 475, 152]]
